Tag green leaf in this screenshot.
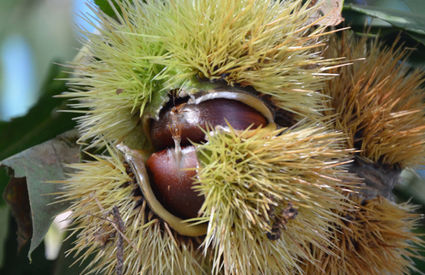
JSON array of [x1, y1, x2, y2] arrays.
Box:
[[344, 3, 425, 35], [0, 62, 77, 208], [407, 31, 425, 46], [342, 1, 425, 68], [94, 0, 134, 18], [94, 0, 118, 18], [0, 63, 76, 162], [400, 0, 425, 12], [1, 130, 80, 259]]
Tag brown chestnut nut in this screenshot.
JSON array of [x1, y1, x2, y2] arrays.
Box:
[[150, 98, 267, 150], [146, 146, 204, 219]]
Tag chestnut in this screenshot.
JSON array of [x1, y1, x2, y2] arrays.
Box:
[[124, 91, 275, 234], [146, 146, 203, 219], [146, 96, 272, 220], [150, 99, 267, 150]]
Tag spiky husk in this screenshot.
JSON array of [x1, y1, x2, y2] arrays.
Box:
[[324, 32, 425, 168], [61, 125, 361, 274], [193, 125, 359, 274], [303, 196, 423, 275], [65, 0, 339, 147], [313, 31, 425, 274], [62, 148, 208, 274]]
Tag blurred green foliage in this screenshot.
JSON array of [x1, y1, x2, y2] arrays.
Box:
[[0, 0, 78, 118]]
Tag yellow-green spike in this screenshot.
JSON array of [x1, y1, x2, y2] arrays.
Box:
[[64, 0, 341, 148], [194, 125, 358, 274], [62, 147, 206, 274]]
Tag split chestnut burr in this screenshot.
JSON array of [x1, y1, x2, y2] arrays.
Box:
[[146, 98, 269, 219]]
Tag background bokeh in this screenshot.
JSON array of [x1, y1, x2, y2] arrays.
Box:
[[0, 1, 95, 274], [0, 0, 95, 121]]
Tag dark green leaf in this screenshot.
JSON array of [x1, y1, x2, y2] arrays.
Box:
[[94, 0, 134, 18], [342, 1, 425, 68], [400, 0, 424, 12], [343, 1, 425, 46], [344, 3, 425, 35], [0, 63, 77, 208], [0, 63, 77, 162], [1, 130, 80, 259], [407, 31, 425, 46], [0, 205, 9, 269], [94, 0, 118, 18]]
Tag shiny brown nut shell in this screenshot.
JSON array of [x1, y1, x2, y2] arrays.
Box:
[[117, 143, 207, 236], [146, 146, 204, 219], [150, 99, 267, 150]]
